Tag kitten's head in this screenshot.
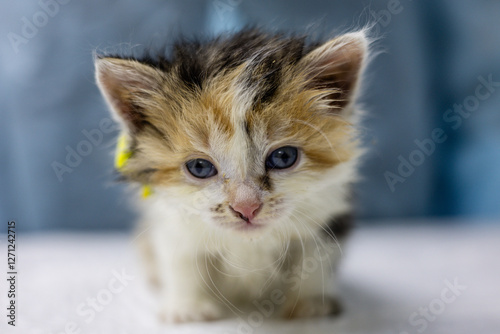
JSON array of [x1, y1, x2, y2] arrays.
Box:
[[95, 29, 368, 236]]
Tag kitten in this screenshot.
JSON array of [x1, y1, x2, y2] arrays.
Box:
[[95, 28, 369, 323]]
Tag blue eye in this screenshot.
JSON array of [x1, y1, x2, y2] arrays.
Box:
[[186, 159, 217, 178], [266, 146, 298, 170]]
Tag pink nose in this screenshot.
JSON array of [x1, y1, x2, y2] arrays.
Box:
[[230, 202, 262, 222]]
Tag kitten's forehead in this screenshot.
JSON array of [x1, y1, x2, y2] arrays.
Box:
[[212, 88, 258, 180], [200, 63, 272, 181]]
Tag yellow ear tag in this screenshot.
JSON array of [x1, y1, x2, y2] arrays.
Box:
[[115, 134, 132, 170], [141, 185, 153, 198], [115, 133, 153, 199]]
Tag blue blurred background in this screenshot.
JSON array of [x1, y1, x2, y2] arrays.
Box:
[[1, 0, 499, 231]]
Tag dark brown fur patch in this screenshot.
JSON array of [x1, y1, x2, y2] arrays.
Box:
[[259, 173, 273, 192], [323, 213, 353, 240]]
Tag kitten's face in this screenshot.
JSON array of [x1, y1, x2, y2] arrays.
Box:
[[156, 83, 353, 234], [96, 30, 367, 235]]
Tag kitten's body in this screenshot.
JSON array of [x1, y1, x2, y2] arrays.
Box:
[[95, 29, 368, 322]]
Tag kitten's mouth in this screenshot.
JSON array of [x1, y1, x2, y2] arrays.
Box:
[[235, 222, 262, 231], [232, 219, 265, 232]]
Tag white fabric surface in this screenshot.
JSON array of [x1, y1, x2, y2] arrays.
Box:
[[2, 223, 499, 334]]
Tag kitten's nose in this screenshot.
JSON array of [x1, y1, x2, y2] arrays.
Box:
[[229, 202, 262, 222]]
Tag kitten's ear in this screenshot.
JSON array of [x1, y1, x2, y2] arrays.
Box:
[[95, 57, 164, 132], [300, 31, 368, 111]]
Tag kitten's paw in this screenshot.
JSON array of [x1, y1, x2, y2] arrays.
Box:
[[159, 300, 223, 323], [284, 296, 342, 319]]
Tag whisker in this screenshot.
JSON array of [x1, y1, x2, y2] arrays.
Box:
[[203, 250, 243, 315], [258, 226, 291, 294], [291, 118, 343, 163], [194, 231, 243, 315], [285, 222, 307, 317], [289, 209, 331, 303], [290, 199, 345, 257]]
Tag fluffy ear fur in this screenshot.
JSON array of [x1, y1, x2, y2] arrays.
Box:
[[300, 31, 368, 111], [95, 57, 165, 132]]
